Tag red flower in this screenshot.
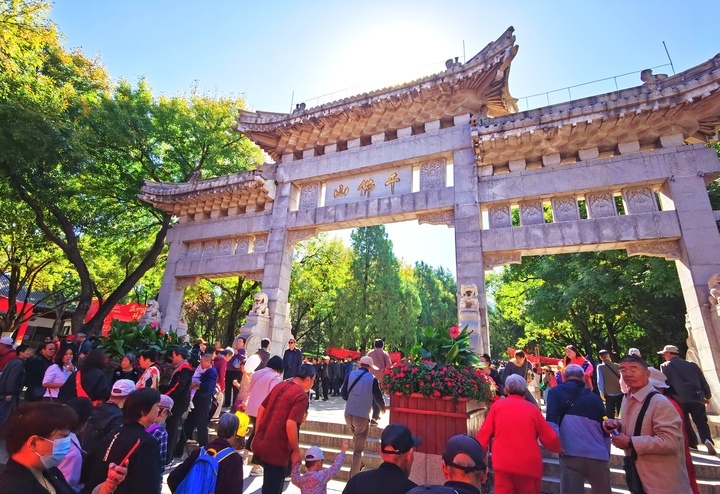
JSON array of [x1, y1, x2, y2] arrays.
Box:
[[448, 325, 460, 339]]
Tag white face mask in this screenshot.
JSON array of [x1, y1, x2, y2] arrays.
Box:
[[35, 436, 72, 469]]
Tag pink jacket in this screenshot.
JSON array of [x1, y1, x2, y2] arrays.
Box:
[[244, 367, 282, 417]]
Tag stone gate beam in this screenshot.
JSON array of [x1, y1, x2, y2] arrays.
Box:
[[659, 145, 720, 411], [453, 146, 489, 355]]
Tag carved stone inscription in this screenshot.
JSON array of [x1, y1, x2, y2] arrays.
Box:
[[299, 183, 320, 209], [324, 165, 412, 206]]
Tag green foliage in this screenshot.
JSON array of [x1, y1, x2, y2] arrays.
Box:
[[489, 251, 686, 361], [414, 262, 457, 329], [96, 321, 185, 362], [405, 325, 479, 367]]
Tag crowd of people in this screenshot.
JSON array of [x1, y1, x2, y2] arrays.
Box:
[[0, 332, 715, 494]]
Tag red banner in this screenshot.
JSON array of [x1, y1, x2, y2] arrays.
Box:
[[326, 347, 402, 364], [0, 296, 32, 343], [84, 300, 147, 336]]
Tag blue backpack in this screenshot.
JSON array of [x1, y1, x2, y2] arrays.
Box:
[[174, 446, 236, 494]]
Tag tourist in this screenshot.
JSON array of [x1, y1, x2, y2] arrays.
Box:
[[342, 423, 419, 494], [111, 353, 139, 384], [546, 364, 611, 494], [245, 354, 284, 477], [366, 339, 392, 424], [408, 434, 488, 494], [283, 337, 303, 379], [231, 357, 251, 412], [168, 412, 245, 494], [256, 337, 271, 371], [477, 374, 561, 494], [252, 363, 315, 494], [291, 442, 347, 494], [603, 355, 691, 493], [480, 353, 503, 396], [649, 378, 700, 494], [0, 335, 16, 372], [80, 379, 136, 454], [343, 355, 386, 477], [58, 349, 111, 404], [136, 349, 160, 390], [500, 350, 536, 405], [147, 394, 174, 470], [173, 353, 218, 456], [596, 349, 622, 419], [212, 347, 228, 417], [658, 344, 715, 454], [0, 344, 33, 425], [0, 401, 127, 494], [225, 340, 244, 407], [24, 341, 57, 401], [159, 347, 193, 465], [43, 346, 77, 400], [82, 388, 163, 494], [74, 333, 92, 357], [319, 356, 331, 401], [562, 345, 594, 390], [59, 397, 94, 492]]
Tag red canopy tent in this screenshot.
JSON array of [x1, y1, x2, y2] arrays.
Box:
[[507, 348, 562, 367], [326, 346, 402, 364]]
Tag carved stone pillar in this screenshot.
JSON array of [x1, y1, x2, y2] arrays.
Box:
[[453, 147, 489, 355], [660, 147, 720, 412], [259, 181, 295, 356]]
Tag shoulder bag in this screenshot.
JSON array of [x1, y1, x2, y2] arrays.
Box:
[[623, 391, 658, 494]]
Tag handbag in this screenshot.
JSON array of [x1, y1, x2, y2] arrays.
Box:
[[622, 391, 658, 494]]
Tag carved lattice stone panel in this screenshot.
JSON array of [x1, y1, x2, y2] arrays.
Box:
[[586, 192, 617, 218], [187, 242, 202, 258], [253, 235, 268, 253], [551, 196, 580, 222], [519, 200, 544, 225], [299, 183, 319, 209], [202, 241, 217, 257], [236, 238, 250, 255], [420, 160, 446, 190], [488, 205, 512, 228], [622, 187, 658, 214], [218, 239, 234, 256]]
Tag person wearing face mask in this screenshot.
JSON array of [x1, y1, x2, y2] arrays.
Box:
[[0, 401, 127, 494], [147, 394, 174, 471], [81, 388, 163, 494]]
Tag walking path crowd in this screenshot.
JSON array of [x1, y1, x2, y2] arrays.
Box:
[[0, 332, 716, 494]]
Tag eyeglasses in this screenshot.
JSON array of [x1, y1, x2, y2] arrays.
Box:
[[159, 407, 173, 416]]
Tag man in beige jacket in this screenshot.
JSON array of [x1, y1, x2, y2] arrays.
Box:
[[605, 355, 691, 493]]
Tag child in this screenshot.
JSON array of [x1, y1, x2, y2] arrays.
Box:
[[188, 358, 208, 410], [291, 442, 347, 494]]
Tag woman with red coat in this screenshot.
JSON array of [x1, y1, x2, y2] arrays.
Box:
[[477, 374, 562, 494], [563, 345, 594, 390]]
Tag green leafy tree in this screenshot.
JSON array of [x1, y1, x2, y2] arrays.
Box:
[[414, 261, 457, 329]]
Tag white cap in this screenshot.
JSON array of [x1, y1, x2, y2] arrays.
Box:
[[628, 348, 641, 357], [0, 336, 14, 346], [305, 446, 324, 461], [359, 355, 379, 370], [111, 379, 136, 397]]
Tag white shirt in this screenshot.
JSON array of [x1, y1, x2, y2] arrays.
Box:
[[43, 363, 73, 398]]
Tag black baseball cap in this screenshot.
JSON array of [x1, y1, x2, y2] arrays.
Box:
[[381, 423, 421, 454], [441, 434, 486, 472], [407, 486, 458, 494]]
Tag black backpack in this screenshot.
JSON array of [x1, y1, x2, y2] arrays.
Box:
[[80, 403, 123, 454]]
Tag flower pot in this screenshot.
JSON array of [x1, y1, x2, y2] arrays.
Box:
[[389, 392, 488, 455]]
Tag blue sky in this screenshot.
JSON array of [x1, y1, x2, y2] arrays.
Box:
[[52, 1, 719, 275]]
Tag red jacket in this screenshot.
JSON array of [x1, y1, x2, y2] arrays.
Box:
[[477, 394, 561, 479], [0, 346, 15, 372]]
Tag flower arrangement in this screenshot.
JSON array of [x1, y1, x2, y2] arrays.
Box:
[[383, 359, 495, 402], [383, 325, 495, 402]]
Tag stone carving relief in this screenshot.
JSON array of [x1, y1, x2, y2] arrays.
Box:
[[420, 160, 446, 190], [488, 205, 512, 228], [586, 192, 617, 218], [551, 196, 580, 222], [250, 292, 269, 316], [484, 251, 522, 270], [287, 228, 319, 246], [236, 238, 250, 255], [138, 300, 162, 327], [626, 240, 681, 260], [622, 187, 658, 214], [299, 183, 319, 209], [708, 274, 720, 306], [459, 284, 479, 311], [218, 239, 234, 256], [519, 200, 544, 225], [254, 235, 268, 252], [187, 242, 202, 258], [417, 210, 455, 227], [202, 242, 217, 257]]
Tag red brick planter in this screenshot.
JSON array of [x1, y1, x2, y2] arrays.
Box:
[[389, 393, 488, 455]]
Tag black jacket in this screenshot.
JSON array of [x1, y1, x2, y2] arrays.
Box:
[[80, 402, 124, 454], [661, 357, 712, 404], [24, 354, 53, 400], [82, 422, 162, 494], [58, 368, 111, 403], [159, 361, 193, 415], [0, 358, 26, 397], [342, 462, 417, 494], [0, 458, 76, 494], [282, 348, 303, 379]]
